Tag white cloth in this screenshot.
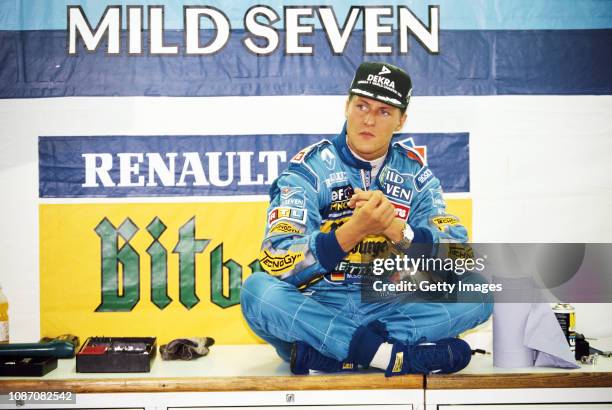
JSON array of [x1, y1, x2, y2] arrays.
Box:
[[493, 301, 579, 369]]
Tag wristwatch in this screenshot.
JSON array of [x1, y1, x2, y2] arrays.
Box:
[[391, 224, 414, 251]]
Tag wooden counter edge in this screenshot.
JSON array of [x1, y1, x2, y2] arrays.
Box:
[[426, 372, 612, 389], [0, 374, 423, 392]]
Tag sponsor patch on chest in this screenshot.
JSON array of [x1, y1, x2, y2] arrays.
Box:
[[324, 172, 348, 188], [329, 185, 354, 215], [380, 168, 412, 204], [391, 201, 411, 221]]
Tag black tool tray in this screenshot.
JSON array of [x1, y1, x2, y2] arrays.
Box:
[[0, 355, 57, 376], [76, 337, 156, 373]]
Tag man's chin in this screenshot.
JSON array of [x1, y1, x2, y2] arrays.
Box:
[[347, 138, 384, 159], [355, 147, 385, 160]]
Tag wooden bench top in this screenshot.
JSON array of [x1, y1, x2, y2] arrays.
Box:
[[0, 344, 422, 392], [3, 344, 612, 392]]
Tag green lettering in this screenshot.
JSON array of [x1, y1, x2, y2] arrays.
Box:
[[147, 217, 171, 309], [248, 259, 264, 273], [210, 243, 242, 308], [95, 218, 140, 312], [173, 217, 209, 309]]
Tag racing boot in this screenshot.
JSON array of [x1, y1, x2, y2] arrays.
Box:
[[290, 341, 359, 375], [385, 337, 472, 376]]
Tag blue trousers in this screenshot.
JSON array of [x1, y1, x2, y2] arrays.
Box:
[[241, 272, 493, 362]]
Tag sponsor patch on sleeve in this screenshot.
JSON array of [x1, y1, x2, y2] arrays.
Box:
[[431, 214, 461, 231], [447, 242, 475, 259], [269, 221, 304, 235], [279, 186, 305, 208], [268, 207, 307, 225], [290, 142, 318, 164], [414, 166, 434, 191], [259, 250, 305, 275], [291, 149, 307, 164]]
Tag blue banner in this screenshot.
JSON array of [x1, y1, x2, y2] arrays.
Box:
[[39, 132, 469, 197], [2, 0, 611, 30], [2, 29, 611, 98]]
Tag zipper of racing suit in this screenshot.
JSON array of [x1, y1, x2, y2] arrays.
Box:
[[360, 169, 371, 191], [360, 148, 392, 191]]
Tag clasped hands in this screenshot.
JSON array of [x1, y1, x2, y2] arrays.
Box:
[[348, 188, 405, 242], [335, 188, 405, 252]]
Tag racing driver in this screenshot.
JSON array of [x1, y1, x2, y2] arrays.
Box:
[[240, 62, 493, 376]]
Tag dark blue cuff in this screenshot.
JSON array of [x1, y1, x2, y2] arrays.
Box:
[[315, 230, 347, 271], [347, 325, 385, 367], [406, 226, 435, 258], [411, 226, 433, 243]]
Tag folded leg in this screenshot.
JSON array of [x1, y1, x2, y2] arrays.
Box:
[[240, 272, 362, 361]]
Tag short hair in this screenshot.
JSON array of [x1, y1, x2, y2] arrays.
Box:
[[348, 93, 407, 115]]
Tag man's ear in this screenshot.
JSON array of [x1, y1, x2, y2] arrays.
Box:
[[396, 112, 408, 131], [344, 97, 350, 120]]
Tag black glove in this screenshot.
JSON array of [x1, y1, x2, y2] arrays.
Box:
[[160, 337, 215, 360]]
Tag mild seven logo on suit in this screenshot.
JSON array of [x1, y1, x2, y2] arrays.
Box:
[[280, 186, 305, 208], [382, 169, 412, 204]]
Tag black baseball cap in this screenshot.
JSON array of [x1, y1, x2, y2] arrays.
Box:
[[349, 62, 412, 109]]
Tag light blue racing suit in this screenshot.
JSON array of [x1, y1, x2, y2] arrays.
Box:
[[240, 125, 493, 362]]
